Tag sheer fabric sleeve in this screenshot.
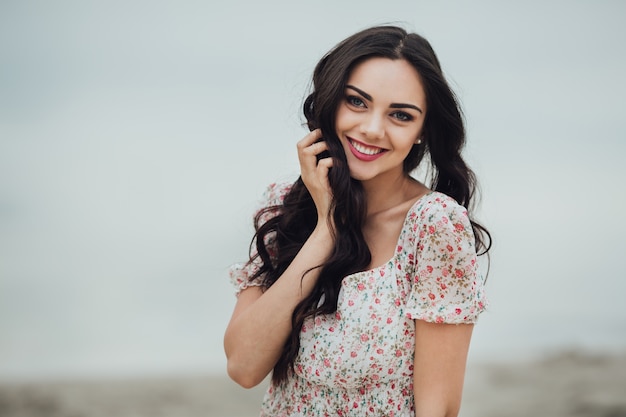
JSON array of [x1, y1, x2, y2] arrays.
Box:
[[228, 182, 291, 296], [404, 198, 488, 324]]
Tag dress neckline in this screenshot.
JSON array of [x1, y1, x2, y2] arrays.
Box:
[[348, 190, 437, 277]]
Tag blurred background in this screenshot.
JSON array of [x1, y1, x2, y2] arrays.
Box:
[[1, 0, 625, 415]]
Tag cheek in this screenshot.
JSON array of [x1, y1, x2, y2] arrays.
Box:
[[334, 108, 352, 131]]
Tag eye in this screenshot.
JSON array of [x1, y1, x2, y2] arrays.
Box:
[[346, 95, 366, 108], [391, 111, 413, 122]]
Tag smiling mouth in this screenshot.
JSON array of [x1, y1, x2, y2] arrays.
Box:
[[349, 139, 385, 156]]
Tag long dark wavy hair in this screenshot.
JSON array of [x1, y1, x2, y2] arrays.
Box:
[[247, 25, 491, 384]]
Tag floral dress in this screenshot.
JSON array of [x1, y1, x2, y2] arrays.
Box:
[[229, 182, 488, 417]]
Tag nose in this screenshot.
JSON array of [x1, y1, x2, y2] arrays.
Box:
[[359, 112, 385, 140]]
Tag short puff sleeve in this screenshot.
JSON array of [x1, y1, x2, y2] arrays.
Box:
[[404, 198, 488, 324], [228, 182, 292, 296]]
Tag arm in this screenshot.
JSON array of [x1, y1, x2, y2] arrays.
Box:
[[224, 129, 334, 388], [413, 321, 474, 417], [407, 199, 485, 416]]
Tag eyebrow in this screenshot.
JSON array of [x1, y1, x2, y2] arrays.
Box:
[[346, 84, 423, 114]]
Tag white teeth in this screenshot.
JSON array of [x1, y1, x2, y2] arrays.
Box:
[[351, 140, 383, 155]]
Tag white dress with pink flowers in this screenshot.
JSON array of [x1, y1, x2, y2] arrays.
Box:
[[229, 182, 488, 417]]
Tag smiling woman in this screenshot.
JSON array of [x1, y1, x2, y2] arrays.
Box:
[[336, 58, 426, 182], [224, 25, 491, 417]]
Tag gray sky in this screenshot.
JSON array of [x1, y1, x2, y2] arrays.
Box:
[[1, 0, 625, 380]]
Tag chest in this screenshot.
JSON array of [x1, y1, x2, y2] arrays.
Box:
[[294, 262, 416, 388], [363, 207, 411, 270]]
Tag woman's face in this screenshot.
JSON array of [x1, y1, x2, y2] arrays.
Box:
[[334, 57, 427, 184]]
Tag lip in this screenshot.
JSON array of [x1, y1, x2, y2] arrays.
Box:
[[346, 137, 387, 161]]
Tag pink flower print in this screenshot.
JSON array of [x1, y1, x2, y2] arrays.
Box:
[[335, 312, 341, 320], [350, 351, 357, 358], [440, 283, 447, 290], [428, 292, 436, 300], [323, 358, 331, 368], [455, 308, 462, 315], [375, 298, 381, 304], [377, 348, 384, 355], [360, 333, 370, 342], [455, 268, 464, 278], [428, 225, 435, 234], [386, 317, 393, 324], [435, 316, 444, 323], [397, 245, 403, 252], [442, 268, 449, 277], [357, 283, 365, 291], [395, 349, 403, 357], [329, 327, 335, 332], [348, 299, 354, 306], [426, 265, 433, 273], [353, 402, 359, 409], [446, 244, 454, 252], [454, 222, 465, 232], [379, 269, 385, 277]]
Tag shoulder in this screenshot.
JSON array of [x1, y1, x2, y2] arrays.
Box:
[[409, 191, 470, 226], [259, 181, 293, 206], [405, 191, 475, 246], [254, 181, 294, 224]]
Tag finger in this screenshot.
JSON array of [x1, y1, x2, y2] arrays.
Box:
[[298, 134, 328, 169], [296, 129, 323, 150], [315, 157, 334, 179], [300, 139, 329, 161], [316, 156, 334, 169]]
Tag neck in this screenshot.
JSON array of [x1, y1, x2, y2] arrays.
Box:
[[361, 172, 418, 215]]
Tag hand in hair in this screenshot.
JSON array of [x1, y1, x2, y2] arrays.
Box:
[[297, 128, 334, 229]]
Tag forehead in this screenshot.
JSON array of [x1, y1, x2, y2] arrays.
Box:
[[347, 57, 426, 107]]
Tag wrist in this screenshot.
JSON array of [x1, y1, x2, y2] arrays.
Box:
[[311, 220, 335, 244]]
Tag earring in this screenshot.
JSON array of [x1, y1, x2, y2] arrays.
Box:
[[415, 138, 423, 145]]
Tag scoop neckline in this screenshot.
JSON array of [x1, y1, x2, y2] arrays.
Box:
[[346, 190, 436, 277]]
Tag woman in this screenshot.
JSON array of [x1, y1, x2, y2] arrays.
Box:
[[224, 25, 490, 417]]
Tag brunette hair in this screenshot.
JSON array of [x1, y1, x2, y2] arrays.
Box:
[[248, 25, 491, 383]]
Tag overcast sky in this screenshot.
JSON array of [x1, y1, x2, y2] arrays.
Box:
[[1, 0, 625, 380]]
